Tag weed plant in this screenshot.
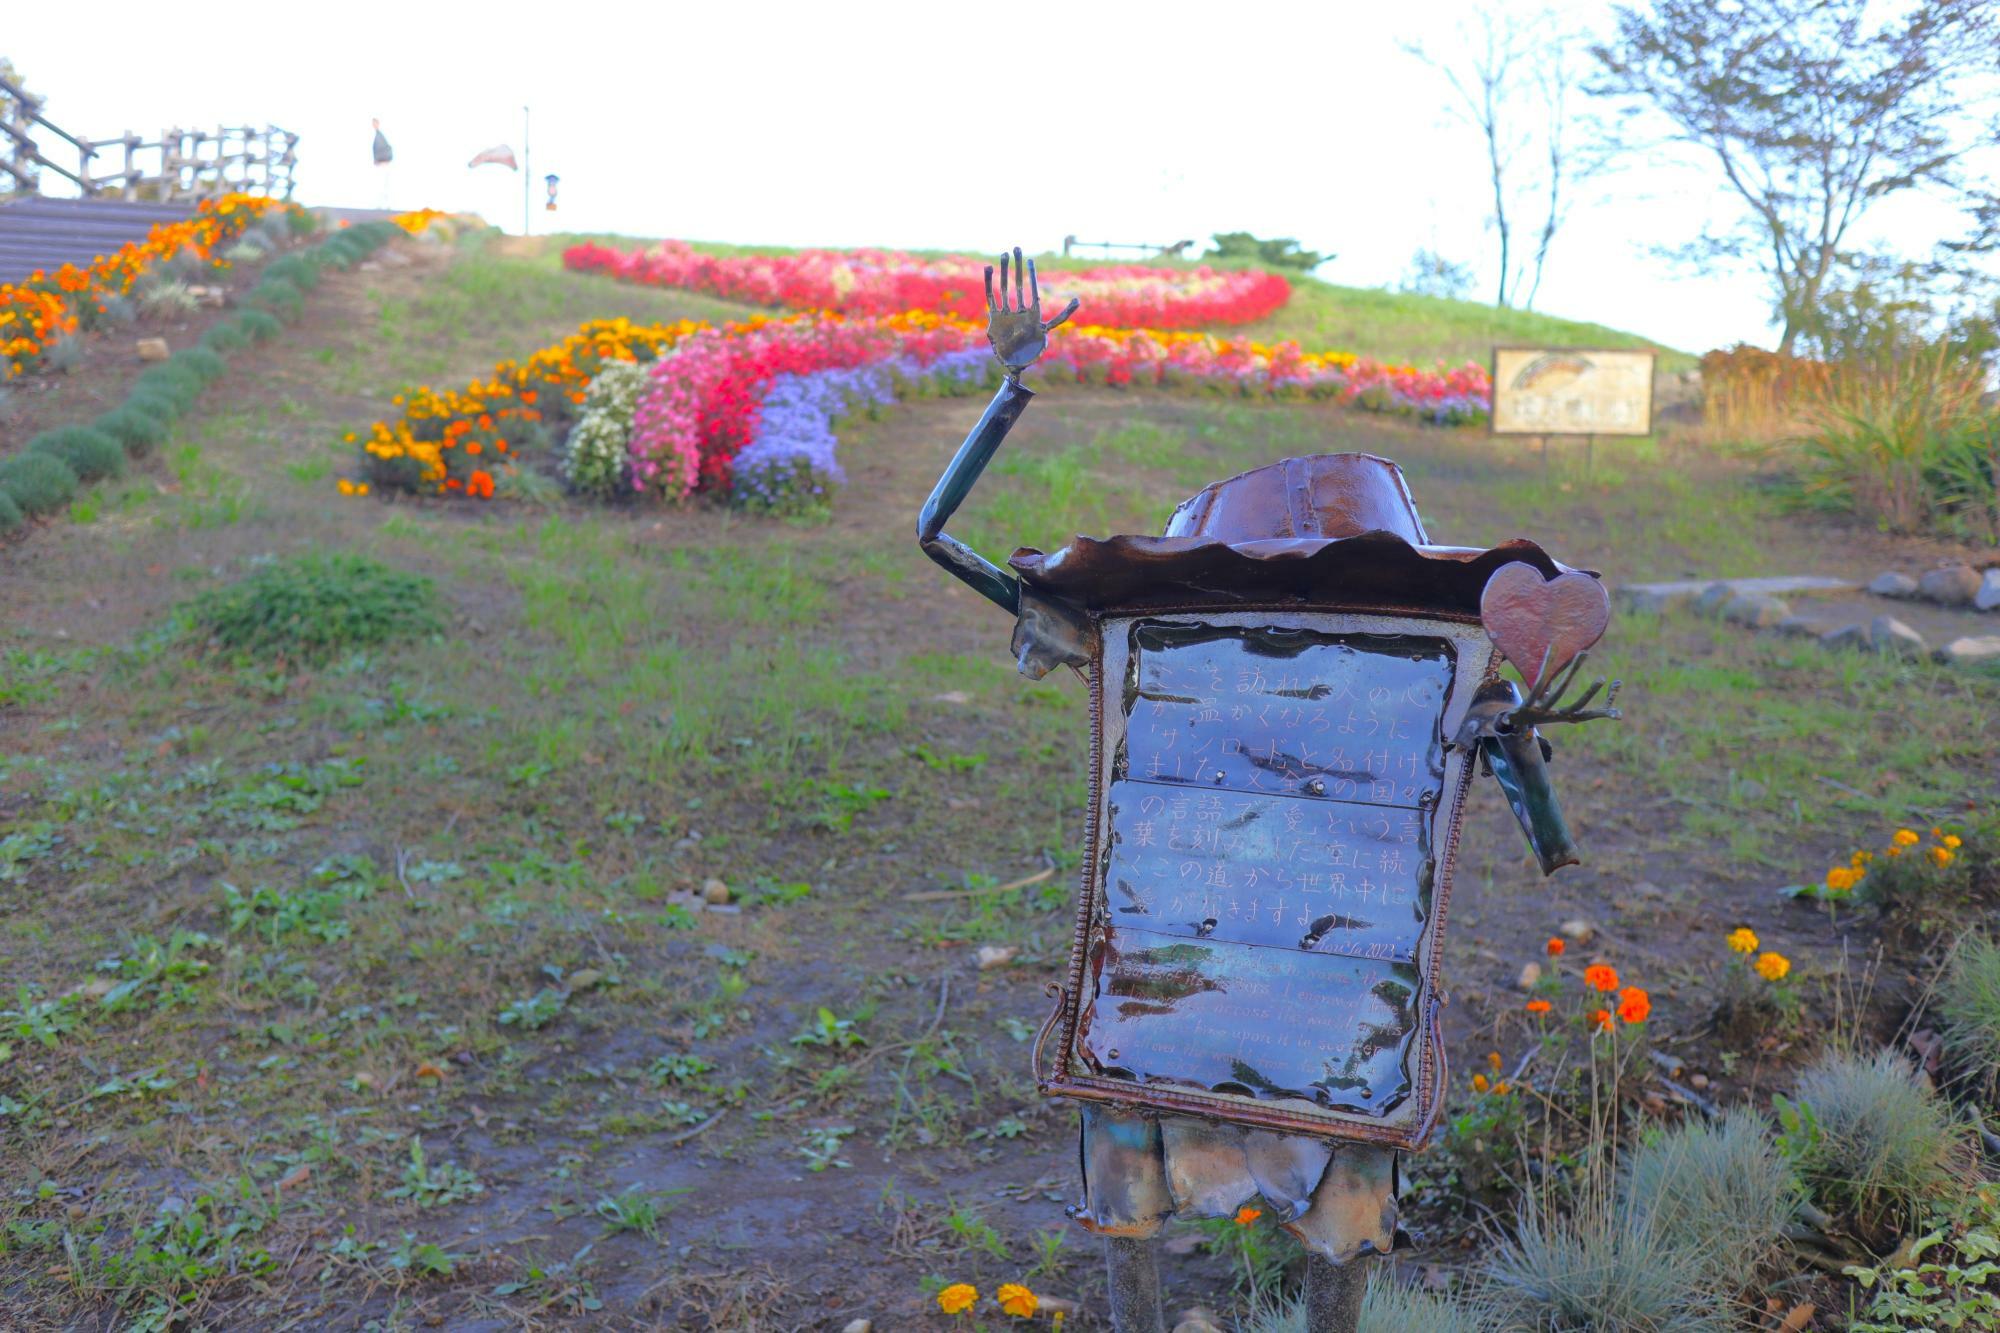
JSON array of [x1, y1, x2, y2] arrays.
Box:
[[1620, 1109, 1801, 1291], [1480, 1194, 1734, 1332], [185, 552, 441, 663], [30, 425, 126, 482], [1937, 932, 2000, 1098], [0, 488, 22, 534], [0, 451, 80, 515], [1776, 1049, 1980, 1243]]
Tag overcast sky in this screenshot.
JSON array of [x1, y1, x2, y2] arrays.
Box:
[[9, 0, 1990, 356]]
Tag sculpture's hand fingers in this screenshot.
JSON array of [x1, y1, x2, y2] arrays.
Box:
[[999, 252, 1012, 311], [1013, 246, 1026, 310], [985, 264, 997, 314], [1028, 257, 1040, 309], [1043, 297, 1080, 332]]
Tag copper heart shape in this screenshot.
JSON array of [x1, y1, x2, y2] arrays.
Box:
[[1480, 562, 1610, 690]]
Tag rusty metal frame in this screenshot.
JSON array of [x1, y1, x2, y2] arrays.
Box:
[[1487, 345, 1658, 439], [1032, 599, 1497, 1151]]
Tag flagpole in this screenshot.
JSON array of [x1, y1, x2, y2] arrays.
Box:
[[522, 105, 531, 237]]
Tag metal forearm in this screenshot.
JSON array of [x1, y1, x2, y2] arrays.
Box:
[[916, 375, 1034, 615]]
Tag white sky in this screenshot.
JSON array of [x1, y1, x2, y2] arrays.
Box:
[[9, 0, 1990, 355]]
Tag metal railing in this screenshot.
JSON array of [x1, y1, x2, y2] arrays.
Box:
[[0, 74, 297, 200], [1061, 234, 1195, 260]]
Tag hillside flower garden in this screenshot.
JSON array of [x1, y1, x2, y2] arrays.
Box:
[[349, 245, 1493, 511], [0, 193, 303, 379]]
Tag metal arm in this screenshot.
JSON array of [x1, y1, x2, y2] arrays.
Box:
[[914, 246, 1080, 617], [915, 376, 1034, 614]]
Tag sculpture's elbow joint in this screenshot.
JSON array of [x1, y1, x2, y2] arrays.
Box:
[[1457, 680, 1577, 875]]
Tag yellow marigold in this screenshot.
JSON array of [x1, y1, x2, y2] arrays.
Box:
[[1727, 927, 1759, 953], [1944, 834, 1963, 850], [937, 1283, 978, 1315], [1754, 952, 1790, 981], [336, 478, 355, 495], [1893, 829, 1920, 847], [996, 1283, 1038, 1318], [1824, 866, 1859, 893]]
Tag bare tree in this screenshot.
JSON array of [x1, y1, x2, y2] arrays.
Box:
[[1592, 0, 2000, 354], [1408, 13, 1597, 310]]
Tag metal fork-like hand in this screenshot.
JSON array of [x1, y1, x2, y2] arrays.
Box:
[[1507, 649, 1621, 732], [987, 246, 1080, 380]]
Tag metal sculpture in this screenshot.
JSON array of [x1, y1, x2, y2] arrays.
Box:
[[919, 249, 1620, 1332]]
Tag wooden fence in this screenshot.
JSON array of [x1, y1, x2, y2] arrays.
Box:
[[0, 74, 297, 201]]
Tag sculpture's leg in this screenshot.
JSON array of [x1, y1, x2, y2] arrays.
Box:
[[1303, 1250, 1373, 1332], [1103, 1236, 1166, 1333]]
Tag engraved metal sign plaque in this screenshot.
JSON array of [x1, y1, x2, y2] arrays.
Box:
[[1040, 608, 1495, 1149]]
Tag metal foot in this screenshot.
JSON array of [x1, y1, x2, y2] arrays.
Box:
[[1303, 1250, 1373, 1332], [1103, 1235, 1166, 1333]]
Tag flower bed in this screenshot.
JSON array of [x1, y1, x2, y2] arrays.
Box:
[[563, 240, 1292, 329], [1, 194, 303, 379], [352, 311, 1493, 507]]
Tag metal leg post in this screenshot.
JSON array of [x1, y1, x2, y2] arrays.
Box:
[[1103, 1236, 1166, 1333], [1303, 1250, 1373, 1331]]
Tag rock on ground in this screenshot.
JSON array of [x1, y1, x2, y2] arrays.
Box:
[[1870, 615, 1927, 658], [1938, 635, 2000, 665], [1721, 592, 1791, 627], [1868, 571, 1919, 597], [1917, 564, 1983, 606], [1978, 568, 2000, 612], [1820, 623, 1872, 651]]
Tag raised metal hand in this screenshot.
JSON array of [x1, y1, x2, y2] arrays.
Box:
[[986, 246, 1080, 380], [1507, 648, 1621, 731]]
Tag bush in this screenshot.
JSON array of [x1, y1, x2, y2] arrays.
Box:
[[122, 389, 181, 427], [247, 277, 304, 322], [1621, 1110, 1801, 1290], [0, 451, 80, 516], [96, 407, 168, 457], [1244, 1277, 1486, 1333], [186, 552, 442, 662], [0, 488, 22, 534], [137, 279, 199, 316], [263, 253, 321, 290], [171, 346, 227, 385], [1481, 1196, 1733, 1332], [236, 309, 283, 343], [29, 426, 125, 482], [134, 362, 203, 412], [1776, 1050, 1980, 1242], [1937, 933, 2000, 1098], [200, 320, 247, 353]]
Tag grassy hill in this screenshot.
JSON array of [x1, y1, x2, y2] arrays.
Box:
[[551, 233, 1695, 373]]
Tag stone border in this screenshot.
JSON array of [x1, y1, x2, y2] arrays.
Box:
[[1616, 574, 2000, 666]]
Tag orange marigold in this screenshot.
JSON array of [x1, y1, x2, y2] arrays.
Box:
[[937, 1283, 978, 1315], [1616, 986, 1650, 1023], [1525, 999, 1552, 1014], [1234, 1205, 1262, 1225], [996, 1283, 1038, 1318], [1589, 1007, 1613, 1032], [1583, 964, 1619, 992], [1546, 937, 1565, 956]]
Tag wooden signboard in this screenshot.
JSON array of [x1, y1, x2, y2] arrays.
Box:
[[1491, 347, 1656, 437], [1040, 608, 1494, 1149]]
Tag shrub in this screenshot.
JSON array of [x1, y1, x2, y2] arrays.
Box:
[[220, 241, 265, 265], [1480, 1195, 1733, 1332], [235, 309, 282, 343], [96, 407, 168, 457], [200, 320, 247, 353], [98, 293, 136, 326], [0, 452, 80, 516], [0, 488, 22, 534], [285, 208, 319, 238], [1937, 932, 2000, 1098], [172, 346, 227, 385], [43, 336, 84, 374], [29, 426, 125, 482], [247, 277, 304, 322], [122, 389, 181, 427], [263, 254, 321, 290], [1621, 1110, 1801, 1290], [137, 279, 199, 316], [134, 362, 203, 412], [186, 552, 442, 662], [1244, 1277, 1486, 1333], [1776, 1050, 1980, 1242]]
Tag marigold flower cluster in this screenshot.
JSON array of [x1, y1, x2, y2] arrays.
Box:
[[1802, 825, 1967, 902], [565, 239, 1293, 329], [1724, 927, 1792, 982], [935, 1280, 1038, 1318], [1522, 933, 1649, 1033], [1, 193, 299, 379]]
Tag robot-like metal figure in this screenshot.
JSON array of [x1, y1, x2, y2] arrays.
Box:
[[919, 250, 1618, 1331]]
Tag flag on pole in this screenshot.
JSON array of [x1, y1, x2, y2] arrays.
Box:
[[467, 145, 519, 170]]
